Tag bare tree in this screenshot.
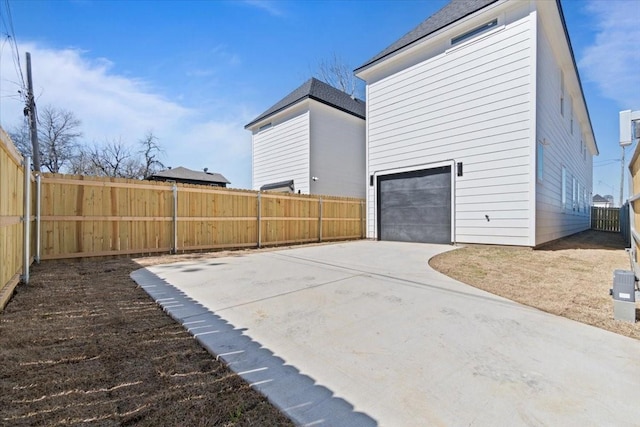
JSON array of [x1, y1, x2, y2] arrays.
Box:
[[83, 139, 141, 178], [77, 134, 164, 179], [8, 119, 31, 157], [315, 53, 362, 98], [38, 106, 82, 173], [138, 131, 165, 178], [10, 105, 82, 173]]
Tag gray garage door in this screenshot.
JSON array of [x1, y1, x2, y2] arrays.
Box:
[[377, 166, 451, 244]]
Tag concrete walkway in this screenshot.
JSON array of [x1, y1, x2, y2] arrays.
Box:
[[131, 241, 640, 426]]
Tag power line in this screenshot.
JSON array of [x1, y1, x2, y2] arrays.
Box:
[[2, 0, 26, 92]]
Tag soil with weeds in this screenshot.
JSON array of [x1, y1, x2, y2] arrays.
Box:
[[0, 251, 294, 426], [430, 230, 639, 340]]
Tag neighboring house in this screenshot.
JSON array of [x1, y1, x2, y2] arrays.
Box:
[[592, 194, 613, 208], [355, 0, 598, 246], [245, 77, 366, 198], [147, 166, 230, 187]]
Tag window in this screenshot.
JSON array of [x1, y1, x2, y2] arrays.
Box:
[[572, 177, 577, 211], [561, 167, 567, 210], [577, 182, 582, 212], [451, 19, 498, 45], [537, 141, 544, 182], [569, 97, 574, 134], [560, 71, 565, 117]]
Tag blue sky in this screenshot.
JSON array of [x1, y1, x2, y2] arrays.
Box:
[[1, 0, 638, 199]]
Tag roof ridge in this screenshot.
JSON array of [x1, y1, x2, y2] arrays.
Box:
[[245, 77, 365, 129]]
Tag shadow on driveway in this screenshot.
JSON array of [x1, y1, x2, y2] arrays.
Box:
[[131, 269, 377, 427]]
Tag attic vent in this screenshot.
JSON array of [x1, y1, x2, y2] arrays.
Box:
[[259, 123, 273, 131], [451, 19, 497, 45]]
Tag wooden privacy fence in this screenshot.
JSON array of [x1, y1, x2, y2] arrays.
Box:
[[590, 206, 621, 232], [39, 174, 365, 260], [0, 128, 35, 310], [628, 145, 640, 275]]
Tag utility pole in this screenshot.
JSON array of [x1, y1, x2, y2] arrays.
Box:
[[26, 52, 40, 172]]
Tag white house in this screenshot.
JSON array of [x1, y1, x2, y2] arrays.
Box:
[[355, 0, 598, 246], [592, 194, 613, 208], [245, 78, 366, 198]]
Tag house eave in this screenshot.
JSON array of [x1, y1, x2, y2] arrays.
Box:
[[553, 0, 599, 156], [354, 0, 502, 77], [245, 97, 308, 130], [245, 95, 365, 131]]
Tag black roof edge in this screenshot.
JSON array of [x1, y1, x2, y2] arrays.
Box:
[[244, 93, 365, 130], [555, 0, 598, 155], [354, 0, 499, 74], [308, 95, 366, 120], [244, 96, 308, 129]]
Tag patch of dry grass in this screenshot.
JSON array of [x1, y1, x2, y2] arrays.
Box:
[[429, 230, 639, 340]]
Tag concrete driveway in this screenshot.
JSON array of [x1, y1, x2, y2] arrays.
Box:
[[132, 241, 640, 426]]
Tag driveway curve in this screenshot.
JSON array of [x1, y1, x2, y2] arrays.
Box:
[[132, 240, 640, 426]]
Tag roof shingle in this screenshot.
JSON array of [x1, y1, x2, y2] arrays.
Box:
[[355, 0, 498, 73], [245, 77, 365, 129], [147, 166, 230, 184]]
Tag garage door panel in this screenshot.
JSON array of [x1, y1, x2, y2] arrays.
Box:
[[378, 166, 451, 244]]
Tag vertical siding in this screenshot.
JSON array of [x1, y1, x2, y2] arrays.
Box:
[[367, 9, 534, 245], [535, 22, 592, 245], [309, 101, 366, 198], [252, 110, 310, 193]]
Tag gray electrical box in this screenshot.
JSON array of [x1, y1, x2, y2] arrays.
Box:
[[612, 270, 637, 323], [612, 270, 636, 302]]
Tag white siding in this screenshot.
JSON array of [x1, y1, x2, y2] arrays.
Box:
[[309, 101, 366, 198], [535, 18, 592, 245], [252, 109, 310, 193], [366, 6, 534, 245]]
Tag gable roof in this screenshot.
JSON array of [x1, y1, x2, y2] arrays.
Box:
[[245, 77, 365, 129], [355, 0, 598, 155], [592, 194, 612, 203], [147, 166, 230, 185], [355, 0, 498, 73]]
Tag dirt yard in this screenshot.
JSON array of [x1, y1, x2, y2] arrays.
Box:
[[430, 230, 640, 340], [2, 231, 637, 425], [0, 254, 294, 426]]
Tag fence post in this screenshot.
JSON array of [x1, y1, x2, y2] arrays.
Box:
[[361, 200, 365, 239], [22, 156, 31, 284], [318, 197, 323, 243], [35, 173, 41, 263], [172, 184, 178, 254], [257, 192, 262, 248]]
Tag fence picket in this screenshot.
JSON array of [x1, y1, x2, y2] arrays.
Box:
[[37, 173, 365, 259], [590, 206, 621, 232]]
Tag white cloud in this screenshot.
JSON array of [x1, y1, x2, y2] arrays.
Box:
[[0, 42, 253, 188], [579, 0, 640, 109], [241, 0, 284, 17]]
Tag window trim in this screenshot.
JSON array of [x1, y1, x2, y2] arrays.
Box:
[[560, 71, 565, 117], [451, 19, 498, 46], [569, 97, 574, 135]]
